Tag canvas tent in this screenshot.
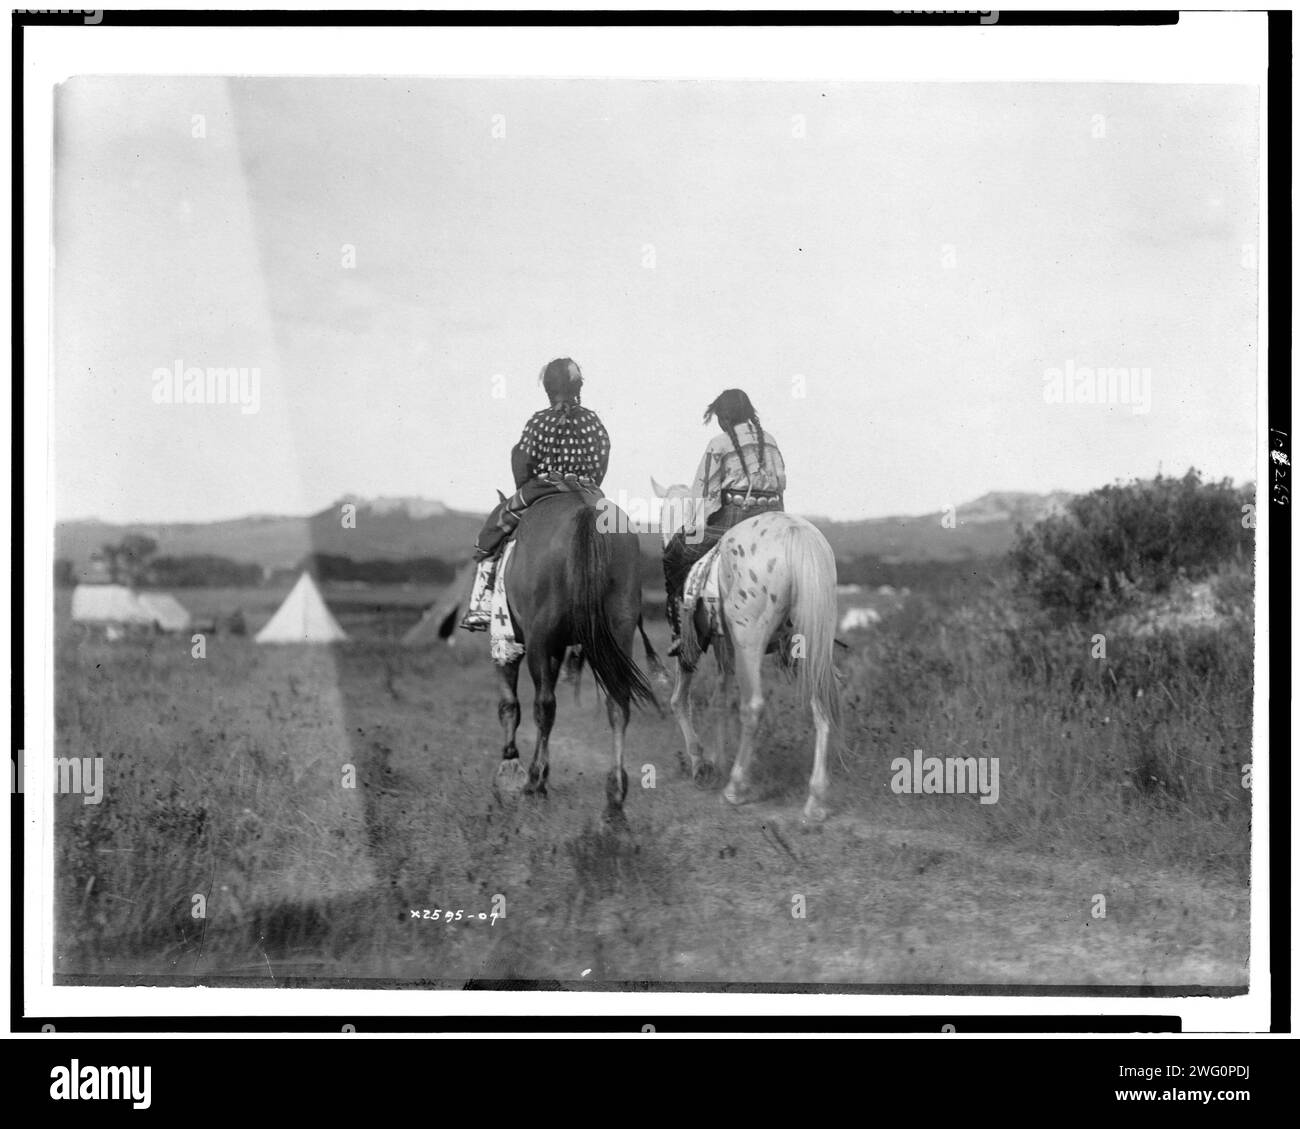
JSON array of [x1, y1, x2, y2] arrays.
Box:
[[402, 559, 477, 646], [255, 572, 348, 644], [73, 585, 195, 635], [137, 592, 192, 632], [839, 605, 882, 633], [71, 584, 155, 628]]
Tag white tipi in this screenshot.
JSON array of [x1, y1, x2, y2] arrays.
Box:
[[255, 572, 348, 644]]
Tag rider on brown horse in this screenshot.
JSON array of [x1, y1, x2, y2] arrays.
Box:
[[663, 388, 787, 655], [460, 357, 611, 631]]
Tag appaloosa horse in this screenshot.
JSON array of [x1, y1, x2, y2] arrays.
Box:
[[492, 491, 659, 819], [653, 481, 841, 821]]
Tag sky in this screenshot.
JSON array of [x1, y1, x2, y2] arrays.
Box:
[[53, 77, 1259, 523]]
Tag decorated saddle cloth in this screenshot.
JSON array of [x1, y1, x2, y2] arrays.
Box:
[[679, 542, 724, 667], [490, 541, 525, 665]]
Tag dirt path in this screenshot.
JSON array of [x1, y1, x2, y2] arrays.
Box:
[[347, 638, 1249, 988]]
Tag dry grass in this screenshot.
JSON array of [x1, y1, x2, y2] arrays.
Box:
[[822, 562, 1252, 881], [52, 567, 1251, 986]]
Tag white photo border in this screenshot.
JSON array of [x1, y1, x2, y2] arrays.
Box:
[[14, 7, 1274, 1033]]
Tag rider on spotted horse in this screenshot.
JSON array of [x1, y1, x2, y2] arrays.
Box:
[[663, 388, 787, 657], [460, 357, 610, 632]]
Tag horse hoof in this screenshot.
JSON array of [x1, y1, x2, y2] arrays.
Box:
[[494, 759, 528, 795], [693, 762, 716, 789], [802, 797, 829, 823], [723, 782, 756, 807], [605, 768, 628, 809]]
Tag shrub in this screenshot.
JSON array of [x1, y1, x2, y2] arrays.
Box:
[[1011, 470, 1253, 618], [832, 573, 1252, 880]]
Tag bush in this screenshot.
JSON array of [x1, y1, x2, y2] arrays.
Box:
[[830, 573, 1252, 880], [1011, 470, 1253, 618]]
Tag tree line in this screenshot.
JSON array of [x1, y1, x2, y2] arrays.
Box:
[[55, 536, 461, 589]]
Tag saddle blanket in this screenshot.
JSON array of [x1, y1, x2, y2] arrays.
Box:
[[682, 542, 724, 642], [490, 541, 525, 665]]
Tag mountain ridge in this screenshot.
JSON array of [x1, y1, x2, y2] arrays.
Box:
[[55, 490, 1073, 571]]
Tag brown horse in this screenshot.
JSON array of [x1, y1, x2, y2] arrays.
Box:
[[492, 491, 659, 818]]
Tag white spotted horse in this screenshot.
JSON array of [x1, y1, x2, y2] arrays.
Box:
[[492, 490, 660, 820], [652, 481, 841, 821]]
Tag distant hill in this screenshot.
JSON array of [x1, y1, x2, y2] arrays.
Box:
[[814, 491, 1072, 563], [56, 497, 484, 572], [55, 490, 1072, 572]]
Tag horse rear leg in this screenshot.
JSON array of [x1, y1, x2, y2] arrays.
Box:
[[722, 638, 765, 807], [710, 633, 737, 778], [492, 655, 529, 794], [525, 644, 561, 796], [497, 655, 522, 759], [804, 697, 831, 823], [602, 620, 638, 818], [604, 691, 630, 816], [671, 662, 714, 787]]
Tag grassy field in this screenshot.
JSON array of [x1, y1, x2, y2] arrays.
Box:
[[52, 569, 1251, 987]]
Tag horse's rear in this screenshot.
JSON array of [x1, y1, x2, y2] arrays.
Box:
[[719, 511, 841, 737], [675, 509, 841, 821], [495, 492, 655, 817]]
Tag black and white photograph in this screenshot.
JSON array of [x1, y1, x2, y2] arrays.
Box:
[[16, 9, 1284, 1036]]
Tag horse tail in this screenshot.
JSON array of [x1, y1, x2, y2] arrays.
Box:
[[569, 506, 659, 711], [638, 615, 669, 682], [785, 523, 842, 730]]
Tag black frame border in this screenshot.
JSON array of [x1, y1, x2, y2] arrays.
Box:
[[10, 7, 1290, 1037]]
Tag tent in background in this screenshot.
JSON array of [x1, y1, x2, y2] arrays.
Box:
[[255, 572, 348, 644], [402, 559, 476, 646], [838, 605, 882, 633], [137, 592, 192, 632], [71, 584, 155, 629]]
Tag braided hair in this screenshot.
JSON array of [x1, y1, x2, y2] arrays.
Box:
[[704, 388, 766, 480]]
